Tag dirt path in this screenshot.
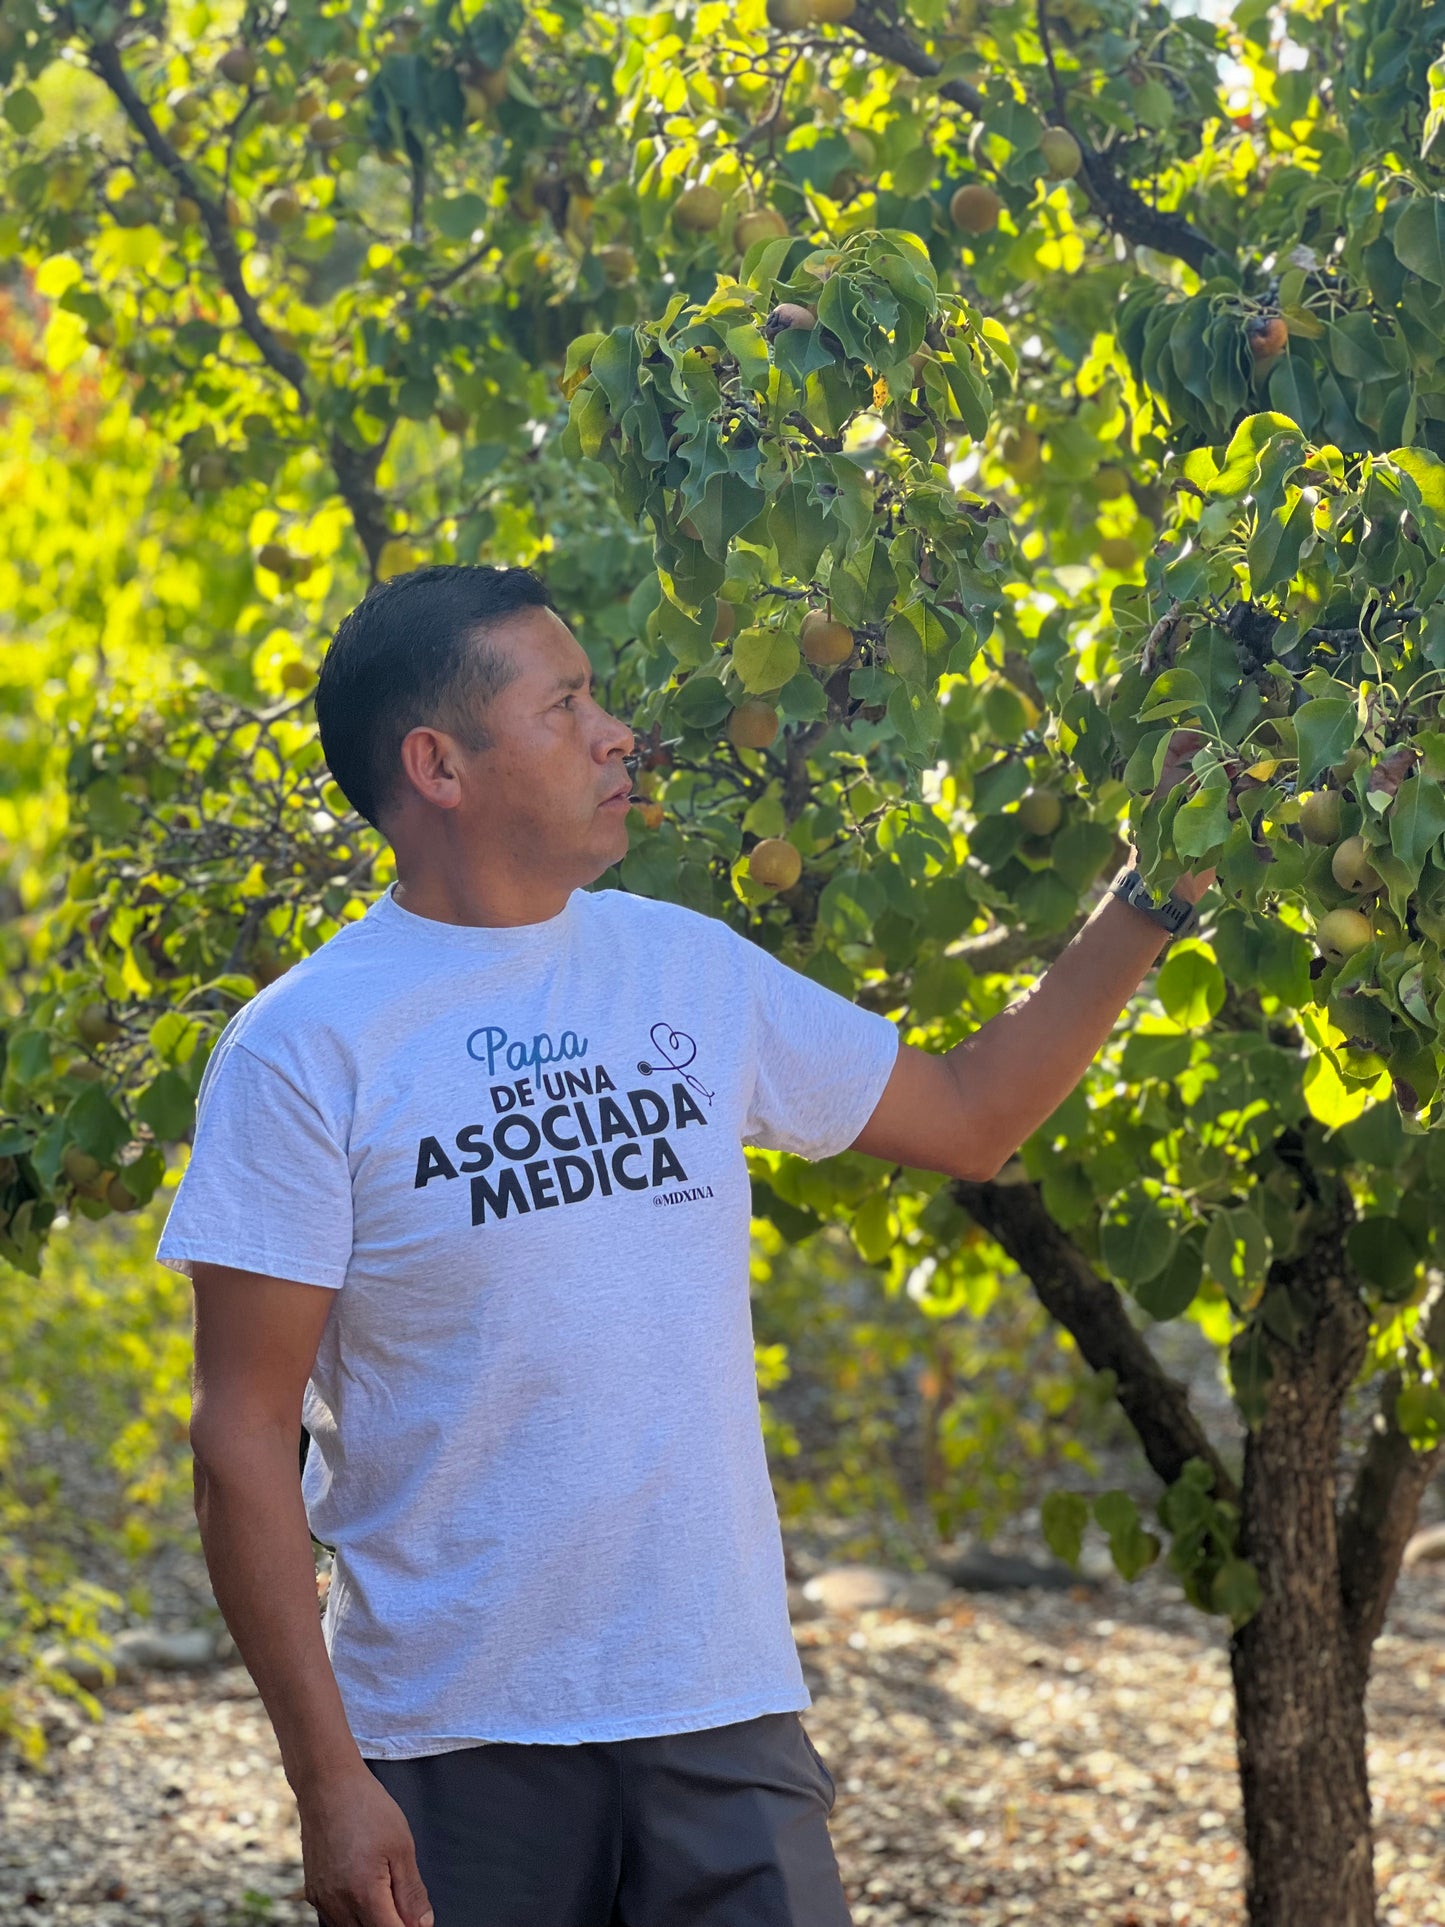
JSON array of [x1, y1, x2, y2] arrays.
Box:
[[3, 1564, 1443, 1926]]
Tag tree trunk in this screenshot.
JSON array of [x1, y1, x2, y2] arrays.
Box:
[[1231, 1373, 1375, 1926], [1230, 1209, 1375, 1927]]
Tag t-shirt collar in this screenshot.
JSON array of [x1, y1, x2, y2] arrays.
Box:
[[370, 880, 579, 951]]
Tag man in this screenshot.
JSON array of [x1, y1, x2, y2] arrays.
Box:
[[157, 564, 1212, 1927]]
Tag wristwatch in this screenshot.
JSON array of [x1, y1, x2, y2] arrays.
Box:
[[1108, 863, 1201, 942]]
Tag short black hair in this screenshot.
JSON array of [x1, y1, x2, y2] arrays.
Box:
[[315, 563, 555, 832]]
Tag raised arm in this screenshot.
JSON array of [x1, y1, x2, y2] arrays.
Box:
[[849, 879, 1206, 1181]]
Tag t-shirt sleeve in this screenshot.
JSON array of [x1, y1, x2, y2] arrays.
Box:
[[732, 930, 901, 1161], [154, 1036, 353, 1290]]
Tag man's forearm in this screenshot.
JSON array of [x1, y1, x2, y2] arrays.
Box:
[[192, 1431, 367, 1802], [943, 886, 1179, 1171]]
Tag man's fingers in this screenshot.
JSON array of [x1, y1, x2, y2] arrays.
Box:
[[389, 1853, 435, 1927]]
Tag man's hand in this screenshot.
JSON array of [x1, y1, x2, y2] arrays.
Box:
[[300, 1768, 434, 1927], [1145, 726, 1217, 902]]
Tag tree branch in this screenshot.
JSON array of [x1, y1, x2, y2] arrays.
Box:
[[847, 2, 1218, 275], [950, 1172, 1239, 1502], [1338, 1280, 1445, 1670], [86, 35, 395, 572]]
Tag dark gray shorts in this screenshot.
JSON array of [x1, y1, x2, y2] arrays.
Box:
[[363, 1709, 851, 1927]]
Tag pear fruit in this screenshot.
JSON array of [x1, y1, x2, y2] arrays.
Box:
[[62, 1146, 103, 1188], [1299, 790, 1343, 845], [729, 700, 780, 750], [218, 44, 258, 85], [999, 425, 1042, 480], [672, 184, 724, 232], [1331, 834, 1381, 894], [1331, 744, 1368, 784], [765, 0, 813, 25], [711, 601, 738, 644], [1316, 907, 1374, 963], [263, 188, 303, 226], [76, 1002, 122, 1046], [800, 609, 853, 666], [949, 184, 1002, 234], [1094, 464, 1130, 498], [1039, 126, 1083, 179], [1247, 316, 1289, 361], [734, 207, 789, 253], [596, 244, 636, 285], [763, 302, 816, 341], [106, 1174, 141, 1212], [1097, 537, 1136, 569], [748, 839, 803, 889], [1017, 788, 1063, 836]]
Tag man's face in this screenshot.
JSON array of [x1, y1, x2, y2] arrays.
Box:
[[404, 608, 637, 885]]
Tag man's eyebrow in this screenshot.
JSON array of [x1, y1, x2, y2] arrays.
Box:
[[552, 668, 594, 694]]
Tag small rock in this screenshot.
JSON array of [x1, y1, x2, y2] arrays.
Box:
[[892, 1572, 954, 1614], [802, 1565, 905, 1613], [1403, 1522, 1445, 1569], [927, 1545, 1084, 1593], [787, 1583, 824, 1622], [37, 1623, 220, 1688]]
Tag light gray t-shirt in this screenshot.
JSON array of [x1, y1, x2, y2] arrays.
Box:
[[156, 879, 900, 1759]]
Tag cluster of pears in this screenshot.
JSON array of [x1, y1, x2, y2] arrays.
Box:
[[723, 607, 857, 755], [948, 128, 1082, 237], [1297, 782, 1381, 965]]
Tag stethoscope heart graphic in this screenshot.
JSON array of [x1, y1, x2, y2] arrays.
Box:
[[638, 1024, 714, 1105]]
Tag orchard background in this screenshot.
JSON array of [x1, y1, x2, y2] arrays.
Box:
[[3, 0, 1445, 1919]]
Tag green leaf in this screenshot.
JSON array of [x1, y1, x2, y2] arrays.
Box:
[[686, 471, 767, 561], [434, 191, 487, 240], [852, 1191, 893, 1264], [1207, 412, 1300, 498], [1205, 1206, 1271, 1297], [133, 1069, 196, 1141], [65, 1083, 130, 1165], [1393, 195, 1445, 288], [1093, 1490, 1161, 1582], [1267, 355, 1320, 433], [731, 627, 800, 694], [1255, 918, 1313, 1007], [1138, 667, 1208, 722], [1100, 1183, 1174, 1286], [1172, 777, 1232, 862], [887, 682, 942, 762], [776, 669, 829, 722], [1391, 447, 1445, 526], [5, 1028, 52, 1086], [2, 88, 42, 135], [1156, 946, 1226, 1027], [768, 483, 833, 582], [1210, 1556, 1263, 1627], [1247, 492, 1312, 598], [1389, 774, 1445, 871], [1346, 1216, 1421, 1300], [1293, 697, 1358, 786], [1041, 1491, 1089, 1568], [1134, 1237, 1203, 1321], [1326, 313, 1403, 384]]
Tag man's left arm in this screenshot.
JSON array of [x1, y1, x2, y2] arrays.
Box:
[[850, 858, 1213, 1184]]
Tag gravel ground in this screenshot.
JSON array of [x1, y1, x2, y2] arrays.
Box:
[[4, 1556, 1444, 1927]]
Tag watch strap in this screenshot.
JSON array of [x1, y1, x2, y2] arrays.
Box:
[[1109, 864, 1200, 940]]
